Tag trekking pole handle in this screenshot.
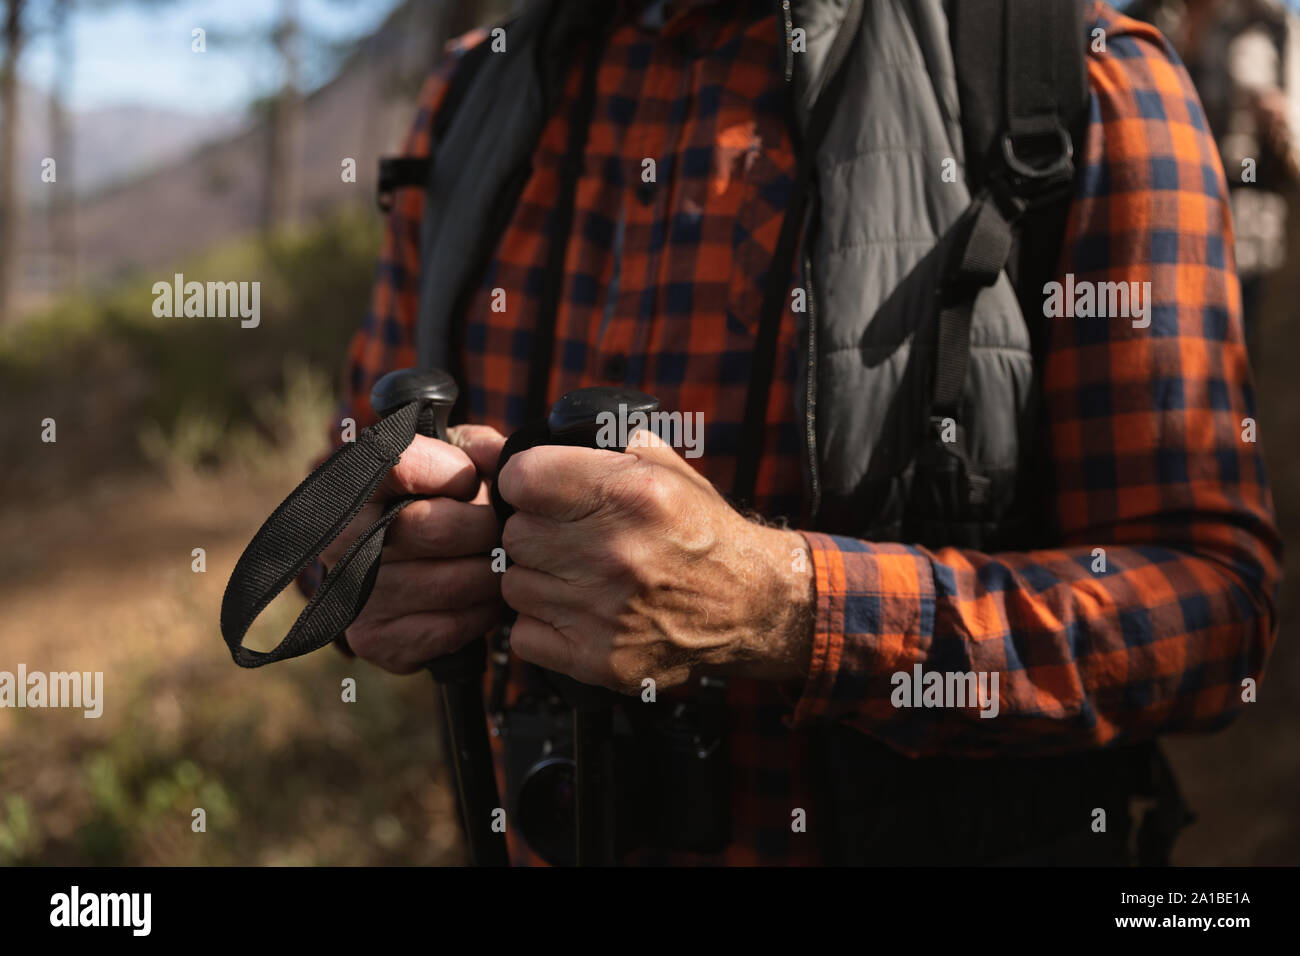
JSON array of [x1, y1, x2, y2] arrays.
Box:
[[371, 367, 458, 443], [492, 386, 660, 524]]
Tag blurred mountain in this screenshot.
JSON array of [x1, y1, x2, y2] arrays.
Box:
[[15, 82, 240, 202], [11, 0, 508, 318]]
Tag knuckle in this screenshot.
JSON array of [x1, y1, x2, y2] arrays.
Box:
[[499, 565, 525, 607], [396, 499, 452, 554], [388, 452, 425, 497], [393, 439, 470, 498], [613, 463, 671, 517], [601, 548, 636, 582], [607, 652, 639, 690], [423, 614, 465, 652], [499, 514, 525, 555], [508, 619, 539, 660], [593, 537, 641, 581], [500, 451, 539, 504]]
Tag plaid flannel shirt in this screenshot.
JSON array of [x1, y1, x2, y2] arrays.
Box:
[[331, 0, 1282, 864]]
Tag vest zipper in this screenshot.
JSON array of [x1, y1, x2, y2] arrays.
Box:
[[801, 247, 821, 521], [780, 0, 794, 82], [780, 0, 819, 521]]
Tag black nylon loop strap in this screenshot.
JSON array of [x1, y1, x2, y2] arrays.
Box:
[[931, 0, 1086, 423], [932, 194, 1021, 416], [219, 401, 423, 668], [1005, 0, 1058, 139]]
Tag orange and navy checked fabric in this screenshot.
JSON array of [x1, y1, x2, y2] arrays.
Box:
[[334, 1, 1281, 864]]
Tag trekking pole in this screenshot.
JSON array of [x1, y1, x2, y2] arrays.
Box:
[[494, 387, 659, 866], [370, 369, 510, 868]]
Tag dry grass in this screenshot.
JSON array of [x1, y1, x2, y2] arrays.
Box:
[[0, 454, 466, 866], [0, 212, 466, 866]]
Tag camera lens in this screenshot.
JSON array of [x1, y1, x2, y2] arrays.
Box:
[[516, 755, 577, 867]]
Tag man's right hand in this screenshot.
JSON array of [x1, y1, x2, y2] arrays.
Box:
[[321, 424, 507, 674]]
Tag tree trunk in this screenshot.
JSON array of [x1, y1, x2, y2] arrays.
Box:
[[49, 0, 75, 294], [0, 0, 26, 322], [264, 0, 302, 233]]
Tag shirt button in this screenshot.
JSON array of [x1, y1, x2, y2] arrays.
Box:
[[636, 180, 656, 206], [602, 353, 628, 382]]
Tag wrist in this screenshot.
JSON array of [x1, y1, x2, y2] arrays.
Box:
[[725, 525, 815, 682]]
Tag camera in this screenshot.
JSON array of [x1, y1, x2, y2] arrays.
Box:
[[501, 674, 731, 865]]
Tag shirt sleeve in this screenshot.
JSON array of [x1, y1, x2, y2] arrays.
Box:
[[788, 8, 1283, 756]]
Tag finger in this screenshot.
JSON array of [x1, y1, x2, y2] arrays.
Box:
[[379, 434, 479, 501], [384, 498, 500, 560], [509, 614, 579, 679], [500, 513, 634, 584], [448, 424, 508, 479], [347, 603, 503, 675], [500, 512, 575, 578], [497, 444, 632, 521], [501, 563, 589, 623], [364, 555, 501, 619]]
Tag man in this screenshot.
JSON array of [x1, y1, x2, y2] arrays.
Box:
[[316, 0, 1281, 864]]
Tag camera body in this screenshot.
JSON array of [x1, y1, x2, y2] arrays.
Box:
[[501, 673, 731, 865]]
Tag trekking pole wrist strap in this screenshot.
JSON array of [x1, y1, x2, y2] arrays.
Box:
[[219, 401, 423, 668]]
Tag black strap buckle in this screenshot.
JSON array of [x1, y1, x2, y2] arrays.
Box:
[[996, 119, 1076, 209], [376, 157, 431, 213]]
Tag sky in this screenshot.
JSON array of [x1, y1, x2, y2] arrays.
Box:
[[20, 0, 406, 116], [17, 0, 1300, 116]]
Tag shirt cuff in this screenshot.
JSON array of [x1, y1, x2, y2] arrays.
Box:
[[785, 531, 849, 728]]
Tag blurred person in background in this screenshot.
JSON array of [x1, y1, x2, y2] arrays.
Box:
[[1131, 0, 1300, 353]]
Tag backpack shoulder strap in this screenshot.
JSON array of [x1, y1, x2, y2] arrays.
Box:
[[375, 31, 499, 212], [951, 0, 1089, 195], [948, 0, 1090, 356], [909, 0, 1089, 538], [929, 0, 1088, 433]]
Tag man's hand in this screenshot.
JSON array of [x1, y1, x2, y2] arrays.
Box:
[[497, 429, 815, 694], [321, 424, 507, 674]]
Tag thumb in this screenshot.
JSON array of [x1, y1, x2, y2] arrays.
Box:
[[449, 424, 508, 479]]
